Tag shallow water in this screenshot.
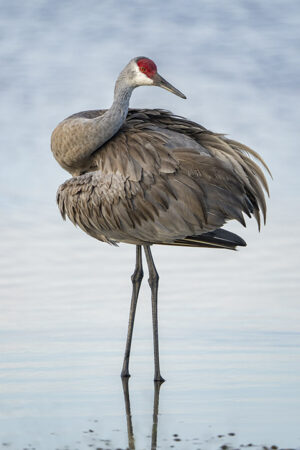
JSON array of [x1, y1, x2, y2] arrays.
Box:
[[1, 1, 300, 449]]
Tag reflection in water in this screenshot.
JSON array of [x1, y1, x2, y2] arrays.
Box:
[[122, 378, 163, 450], [122, 378, 136, 450], [151, 381, 163, 450]]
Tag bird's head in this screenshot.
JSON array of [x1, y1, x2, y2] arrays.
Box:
[[119, 56, 186, 99]]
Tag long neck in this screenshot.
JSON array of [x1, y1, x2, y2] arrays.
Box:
[[81, 78, 133, 154], [51, 77, 134, 173], [98, 78, 133, 145]]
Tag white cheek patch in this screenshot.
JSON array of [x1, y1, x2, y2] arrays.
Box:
[[133, 64, 154, 86]]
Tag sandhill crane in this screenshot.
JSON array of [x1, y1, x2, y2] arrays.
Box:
[[51, 56, 270, 382]]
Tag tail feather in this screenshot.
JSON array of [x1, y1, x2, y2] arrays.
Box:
[[161, 228, 247, 250]]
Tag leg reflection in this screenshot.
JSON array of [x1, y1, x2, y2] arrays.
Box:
[[151, 380, 164, 450], [121, 378, 164, 450], [122, 377, 135, 450]]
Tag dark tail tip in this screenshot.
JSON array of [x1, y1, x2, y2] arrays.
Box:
[[190, 228, 247, 249], [209, 228, 247, 247], [168, 228, 247, 250]]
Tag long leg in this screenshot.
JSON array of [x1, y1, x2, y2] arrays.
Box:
[[143, 245, 165, 382], [121, 245, 143, 378]]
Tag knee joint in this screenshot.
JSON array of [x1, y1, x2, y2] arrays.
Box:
[[148, 270, 159, 287], [131, 268, 143, 284]]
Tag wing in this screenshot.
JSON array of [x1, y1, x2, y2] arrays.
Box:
[[57, 110, 270, 245]]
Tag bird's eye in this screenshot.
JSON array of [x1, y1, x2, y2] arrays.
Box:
[[141, 67, 146, 72]]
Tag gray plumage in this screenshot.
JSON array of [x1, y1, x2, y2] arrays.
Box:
[[51, 57, 270, 381], [53, 107, 270, 246]]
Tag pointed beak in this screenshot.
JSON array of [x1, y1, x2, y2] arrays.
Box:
[[153, 73, 186, 99]]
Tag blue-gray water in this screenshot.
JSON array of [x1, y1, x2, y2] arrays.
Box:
[[1, 1, 300, 449]]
